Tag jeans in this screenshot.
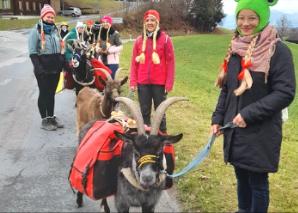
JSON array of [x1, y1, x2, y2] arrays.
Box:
[[108, 64, 119, 79], [137, 84, 167, 132], [234, 167, 269, 213]]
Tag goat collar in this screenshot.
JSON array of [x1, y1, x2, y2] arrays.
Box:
[[72, 74, 95, 86], [120, 167, 166, 191]]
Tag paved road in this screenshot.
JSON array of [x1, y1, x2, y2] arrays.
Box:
[[0, 30, 180, 212]]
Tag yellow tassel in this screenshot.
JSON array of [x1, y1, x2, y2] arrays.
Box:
[[136, 52, 145, 64], [152, 51, 160, 64], [215, 70, 226, 88], [244, 69, 253, 89], [234, 69, 253, 96]]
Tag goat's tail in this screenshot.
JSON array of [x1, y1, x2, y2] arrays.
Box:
[[101, 198, 110, 213]]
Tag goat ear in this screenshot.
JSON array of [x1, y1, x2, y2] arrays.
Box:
[[114, 131, 134, 143], [120, 76, 128, 86], [163, 133, 183, 144]]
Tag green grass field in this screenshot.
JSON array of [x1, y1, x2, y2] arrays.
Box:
[[0, 16, 71, 31], [119, 34, 298, 212], [0, 0, 120, 31]]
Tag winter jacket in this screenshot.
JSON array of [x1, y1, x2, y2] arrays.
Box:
[[130, 31, 175, 92], [28, 23, 64, 75], [64, 28, 79, 63], [212, 41, 296, 173]]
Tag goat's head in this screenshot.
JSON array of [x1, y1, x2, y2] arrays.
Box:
[[71, 40, 95, 84], [96, 68, 128, 101], [114, 97, 187, 189]]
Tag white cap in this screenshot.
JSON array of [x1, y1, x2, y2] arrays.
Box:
[[76, 21, 85, 29]]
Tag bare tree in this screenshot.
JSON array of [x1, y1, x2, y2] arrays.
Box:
[[277, 15, 290, 39]]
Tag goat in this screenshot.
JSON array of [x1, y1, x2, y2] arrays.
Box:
[[112, 96, 186, 212], [75, 96, 186, 212], [70, 40, 95, 90], [76, 67, 128, 134]]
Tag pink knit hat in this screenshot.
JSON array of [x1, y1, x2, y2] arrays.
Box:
[[101, 16, 113, 25], [40, 4, 56, 18]]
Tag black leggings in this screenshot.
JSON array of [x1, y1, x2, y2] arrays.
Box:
[[35, 73, 60, 119], [137, 84, 167, 132]]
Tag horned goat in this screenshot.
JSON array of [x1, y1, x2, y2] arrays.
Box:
[[76, 67, 128, 134], [111, 96, 186, 212]]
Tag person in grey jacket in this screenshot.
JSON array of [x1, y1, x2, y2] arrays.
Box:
[[211, 0, 296, 212], [28, 4, 64, 131]]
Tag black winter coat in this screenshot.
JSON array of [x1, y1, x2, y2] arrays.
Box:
[[212, 41, 296, 173]]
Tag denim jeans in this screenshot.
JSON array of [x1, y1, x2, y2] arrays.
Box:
[[234, 167, 269, 213], [108, 64, 119, 79]]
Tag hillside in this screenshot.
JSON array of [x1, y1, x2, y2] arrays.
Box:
[[63, 0, 122, 14], [118, 34, 298, 212]]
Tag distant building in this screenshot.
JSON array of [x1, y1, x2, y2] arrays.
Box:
[[0, 0, 61, 16]]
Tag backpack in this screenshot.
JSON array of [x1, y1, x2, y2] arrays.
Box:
[[68, 120, 124, 200], [68, 120, 176, 200]]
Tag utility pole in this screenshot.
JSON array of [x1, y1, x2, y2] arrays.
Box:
[[61, 0, 64, 11]]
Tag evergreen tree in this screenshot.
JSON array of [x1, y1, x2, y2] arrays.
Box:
[[188, 0, 225, 32]]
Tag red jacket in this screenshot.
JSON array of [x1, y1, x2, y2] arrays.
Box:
[[130, 31, 175, 92]]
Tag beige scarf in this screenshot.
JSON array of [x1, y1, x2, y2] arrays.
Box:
[[231, 25, 280, 79]]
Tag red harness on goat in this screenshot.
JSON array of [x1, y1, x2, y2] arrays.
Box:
[[90, 58, 112, 92], [69, 120, 124, 200]]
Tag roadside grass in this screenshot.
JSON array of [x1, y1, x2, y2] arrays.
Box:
[[0, 0, 121, 31], [119, 34, 298, 212], [64, 0, 121, 14], [0, 16, 70, 30]]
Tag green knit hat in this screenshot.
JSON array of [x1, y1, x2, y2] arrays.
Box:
[[235, 0, 279, 33]]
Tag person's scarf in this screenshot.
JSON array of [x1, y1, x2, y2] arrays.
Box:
[[231, 25, 280, 80]]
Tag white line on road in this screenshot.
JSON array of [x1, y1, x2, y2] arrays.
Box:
[[0, 56, 28, 68]]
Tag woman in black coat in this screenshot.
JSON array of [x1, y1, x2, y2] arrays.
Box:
[[211, 0, 296, 212]]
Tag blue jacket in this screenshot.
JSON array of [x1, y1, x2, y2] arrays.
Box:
[[28, 22, 64, 75]]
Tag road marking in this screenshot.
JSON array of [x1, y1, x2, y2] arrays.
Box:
[[0, 78, 12, 86], [0, 56, 27, 68]]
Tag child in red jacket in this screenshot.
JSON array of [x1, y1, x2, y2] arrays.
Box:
[[129, 9, 175, 133]]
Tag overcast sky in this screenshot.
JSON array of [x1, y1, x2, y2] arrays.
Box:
[[223, 0, 298, 14]]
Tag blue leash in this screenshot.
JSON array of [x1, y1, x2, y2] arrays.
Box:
[[167, 122, 237, 179]]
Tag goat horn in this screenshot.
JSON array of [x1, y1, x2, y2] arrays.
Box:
[[150, 97, 188, 135], [93, 68, 112, 81], [115, 97, 145, 135]]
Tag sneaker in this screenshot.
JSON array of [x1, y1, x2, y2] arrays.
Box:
[[50, 116, 64, 128], [41, 118, 57, 131]]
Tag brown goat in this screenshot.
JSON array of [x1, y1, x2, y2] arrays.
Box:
[[76, 68, 128, 135]]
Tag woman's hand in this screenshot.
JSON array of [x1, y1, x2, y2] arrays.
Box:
[[232, 113, 247, 128], [130, 86, 136, 92], [211, 124, 222, 137]]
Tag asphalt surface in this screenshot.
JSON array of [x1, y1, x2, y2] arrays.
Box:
[[0, 29, 181, 212]]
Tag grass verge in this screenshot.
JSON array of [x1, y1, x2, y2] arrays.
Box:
[[119, 33, 298, 212]]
